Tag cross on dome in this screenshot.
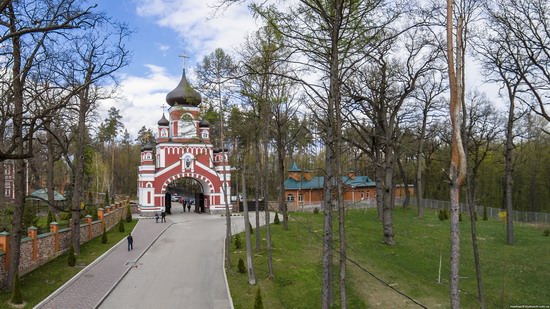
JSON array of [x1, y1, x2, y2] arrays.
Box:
[[178, 52, 189, 69]]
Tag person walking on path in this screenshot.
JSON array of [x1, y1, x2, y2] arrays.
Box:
[[183, 200, 186, 213], [187, 203, 191, 213], [155, 212, 159, 223], [161, 210, 166, 223], [127, 234, 133, 251]]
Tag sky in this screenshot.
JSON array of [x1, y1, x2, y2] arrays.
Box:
[[90, 0, 503, 140], [91, 0, 260, 138]]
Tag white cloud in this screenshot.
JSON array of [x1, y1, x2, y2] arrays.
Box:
[[99, 64, 181, 138], [134, 0, 259, 61]]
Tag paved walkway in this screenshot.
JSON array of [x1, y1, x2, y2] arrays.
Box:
[[34, 209, 269, 309], [35, 216, 171, 309]]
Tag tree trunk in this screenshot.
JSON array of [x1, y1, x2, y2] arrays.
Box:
[[467, 169, 485, 308], [382, 146, 396, 245], [254, 143, 261, 251], [71, 92, 88, 255], [447, 3, 467, 308], [505, 97, 515, 245], [263, 140, 274, 278], [416, 107, 428, 218], [0, 162, 5, 207], [397, 158, 410, 208], [277, 142, 288, 230], [46, 121, 55, 212], [241, 158, 256, 285], [7, 6, 26, 287]]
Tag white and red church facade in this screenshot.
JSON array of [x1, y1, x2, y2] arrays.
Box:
[[138, 68, 231, 215]]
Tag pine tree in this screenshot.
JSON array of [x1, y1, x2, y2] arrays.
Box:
[[234, 234, 242, 249], [126, 204, 132, 222], [274, 212, 280, 225], [118, 218, 125, 232], [67, 245, 76, 266], [238, 258, 246, 273], [102, 226, 108, 244], [254, 287, 264, 309], [47, 210, 55, 226]]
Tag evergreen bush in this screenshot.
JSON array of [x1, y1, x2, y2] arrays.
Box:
[[11, 272, 23, 305], [118, 218, 125, 233], [459, 213, 462, 222], [274, 212, 280, 224], [543, 228, 549, 237], [443, 207, 449, 220], [438, 209, 445, 221], [254, 287, 264, 309], [483, 206, 488, 221], [47, 209, 55, 226], [238, 258, 246, 274], [126, 204, 132, 222], [235, 234, 242, 249], [249, 222, 253, 234], [101, 226, 108, 244], [104, 190, 109, 206], [313, 207, 319, 214], [67, 245, 76, 266]]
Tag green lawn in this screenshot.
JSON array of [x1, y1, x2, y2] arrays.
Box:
[[0, 219, 137, 308], [227, 208, 550, 308]]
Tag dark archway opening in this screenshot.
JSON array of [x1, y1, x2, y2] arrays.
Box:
[[166, 177, 205, 213]]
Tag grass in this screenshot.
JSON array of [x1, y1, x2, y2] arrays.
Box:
[[0, 219, 137, 308], [227, 208, 550, 308]]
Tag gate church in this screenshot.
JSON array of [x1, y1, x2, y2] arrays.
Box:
[[138, 66, 231, 215]]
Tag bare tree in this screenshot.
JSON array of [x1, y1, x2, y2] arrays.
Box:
[[345, 25, 441, 245], [0, 0, 97, 289], [411, 71, 447, 218]]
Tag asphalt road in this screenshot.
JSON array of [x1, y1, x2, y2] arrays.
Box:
[[99, 209, 268, 309]]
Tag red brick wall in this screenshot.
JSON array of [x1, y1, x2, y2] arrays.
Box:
[[0, 204, 128, 286]]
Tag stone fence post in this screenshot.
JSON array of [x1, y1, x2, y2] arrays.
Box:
[[50, 222, 59, 253], [85, 215, 92, 240], [28, 226, 38, 261], [0, 231, 10, 269], [98, 208, 105, 230]]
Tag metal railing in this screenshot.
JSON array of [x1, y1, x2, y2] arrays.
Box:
[[288, 197, 550, 225]]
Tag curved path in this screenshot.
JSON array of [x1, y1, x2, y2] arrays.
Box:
[[35, 208, 268, 309]]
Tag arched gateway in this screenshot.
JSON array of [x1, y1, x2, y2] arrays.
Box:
[[138, 67, 231, 215]]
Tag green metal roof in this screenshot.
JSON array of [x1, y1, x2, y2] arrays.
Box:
[[288, 162, 301, 172], [28, 189, 66, 201], [284, 175, 375, 190]]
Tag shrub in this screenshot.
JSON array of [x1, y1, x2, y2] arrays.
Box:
[[118, 218, 125, 233], [249, 222, 253, 234], [101, 226, 108, 244], [104, 190, 109, 206], [443, 207, 449, 220], [459, 213, 462, 222], [274, 212, 280, 224], [126, 204, 132, 223], [11, 272, 23, 305], [238, 258, 246, 274], [254, 287, 264, 309], [543, 228, 550, 237], [67, 245, 76, 267], [234, 234, 242, 249], [313, 207, 319, 214], [47, 210, 55, 226], [483, 206, 488, 221], [438, 209, 445, 221]]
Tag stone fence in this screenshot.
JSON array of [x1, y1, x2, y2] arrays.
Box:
[[0, 201, 129, 286]]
